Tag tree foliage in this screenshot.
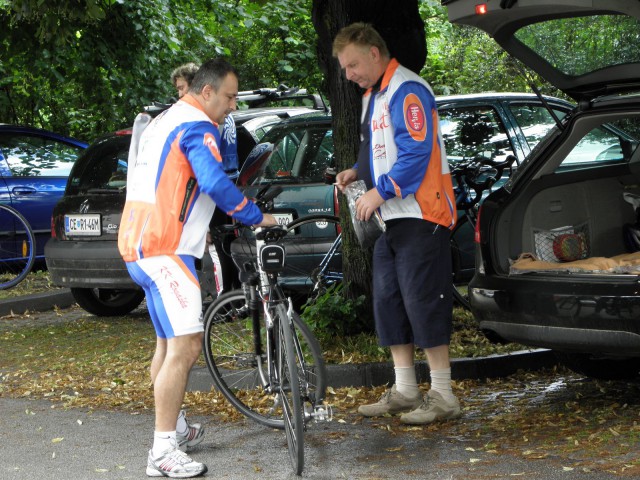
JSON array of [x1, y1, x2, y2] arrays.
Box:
[[0, 0, 321, 141], [1, 0, 564, 142]]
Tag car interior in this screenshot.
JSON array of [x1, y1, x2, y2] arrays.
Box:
[[492, 111, 640, 275]]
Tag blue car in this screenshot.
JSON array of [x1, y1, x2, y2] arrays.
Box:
[[0, 125, 88, 261]]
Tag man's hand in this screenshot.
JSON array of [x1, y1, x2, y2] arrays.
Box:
[[257, 213, 278, 227], [355, 188, 385, 221], [335, 168, 358, 192]]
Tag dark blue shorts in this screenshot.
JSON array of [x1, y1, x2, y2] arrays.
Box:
[[372, 218, 453, 349]]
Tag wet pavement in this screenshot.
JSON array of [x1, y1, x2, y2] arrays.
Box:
[[2, 370, 639, 479]]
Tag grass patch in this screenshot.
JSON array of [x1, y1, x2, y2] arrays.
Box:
[[0, 269, 61, 300], [2, 280, 638, 476]]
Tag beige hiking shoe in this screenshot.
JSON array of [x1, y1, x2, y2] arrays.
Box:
[[400, 390, 462, 425], [358, 385, 422, 417]]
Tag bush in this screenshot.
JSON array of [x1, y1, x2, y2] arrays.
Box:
[[300, 283, 373, 339]]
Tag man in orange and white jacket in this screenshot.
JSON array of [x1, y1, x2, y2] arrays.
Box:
[[333, 23, 460, 426], [119, 58, 275, 478]]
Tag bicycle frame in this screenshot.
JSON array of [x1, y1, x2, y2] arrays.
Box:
[[311, 231, 343, 291], [247, 226, 292, 396]]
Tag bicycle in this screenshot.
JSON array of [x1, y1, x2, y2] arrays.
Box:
[[449, 154, 517, 309], [202, 185, 330, 476], [0, 203, 36, 289]]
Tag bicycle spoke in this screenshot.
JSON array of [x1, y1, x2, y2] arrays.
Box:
[[204, 290, 284, 428]]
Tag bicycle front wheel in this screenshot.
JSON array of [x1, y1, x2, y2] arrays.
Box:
[[277, 303, 305, 475], [0, 204, 36, 289], [203, 289, 326, 429]]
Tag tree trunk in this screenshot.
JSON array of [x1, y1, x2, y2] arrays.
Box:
[[311, 0, 426, 315]]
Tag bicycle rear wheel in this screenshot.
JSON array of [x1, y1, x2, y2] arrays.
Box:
[[0, 204, 36, 289], [203, 289, 326, 429], [276, 303, 305, 475], [450, 213, 472, 310]]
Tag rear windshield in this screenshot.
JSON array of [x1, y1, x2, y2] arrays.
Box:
[[66, 135, 130, 195], [515, 14, 640, 77], [248, 125, 333, 184]]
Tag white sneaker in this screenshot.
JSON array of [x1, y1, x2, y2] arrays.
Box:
[[146, 447, 207, 478], [176, 410, 205, 452], [400, 390, 462, 425]]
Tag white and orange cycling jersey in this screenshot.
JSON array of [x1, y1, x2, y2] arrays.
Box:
[[118, 94, 262, 262], [359, 59, 457, 230]]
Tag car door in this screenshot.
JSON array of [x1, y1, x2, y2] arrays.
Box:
[[0, 131, 85, 257]]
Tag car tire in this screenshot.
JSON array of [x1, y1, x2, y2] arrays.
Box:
[[71, 287, 145, 317], [554, 352, 640, 380]]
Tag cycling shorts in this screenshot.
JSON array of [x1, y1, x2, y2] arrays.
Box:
[[126, 255, 204, 339]]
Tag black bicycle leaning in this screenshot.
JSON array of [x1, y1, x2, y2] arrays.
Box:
[[202, 185, 330, 476], [0, 203, 36, 290], [449, 154, 517, 309]]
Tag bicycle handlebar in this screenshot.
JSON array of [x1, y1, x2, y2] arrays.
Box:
[[254, 183, 282, 208], [451, 154, 516, 210]]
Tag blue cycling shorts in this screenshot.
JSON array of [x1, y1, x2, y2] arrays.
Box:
[[372, 218, 453, 349], [126, 255, 203, 339]]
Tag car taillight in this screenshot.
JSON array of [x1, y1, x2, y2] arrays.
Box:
[[50, 216, 56, 239], [474, 206, 482, 243], [475, 3, 488, 15]]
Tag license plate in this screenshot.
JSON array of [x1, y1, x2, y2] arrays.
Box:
[[65, 214, 101, 236], [273, 213, 294, 226]]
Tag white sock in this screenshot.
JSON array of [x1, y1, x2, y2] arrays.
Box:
[[394, 366, 420, 398], [429, 368, 456, 403], [176, 410, 188, 435], [152, 431, 177, 457]]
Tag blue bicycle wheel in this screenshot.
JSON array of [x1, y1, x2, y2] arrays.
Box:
[[0, 204, 36, 289]]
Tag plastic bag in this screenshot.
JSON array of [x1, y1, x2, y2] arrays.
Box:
[[344, 180, 386, 248]]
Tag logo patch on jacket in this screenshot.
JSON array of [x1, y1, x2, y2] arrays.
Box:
[[203, 132, 222, 162], [403, 93, 427, 142]]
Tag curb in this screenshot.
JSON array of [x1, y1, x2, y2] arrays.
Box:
[[0, 288, 75, 316], [187, 349, 557, 391]]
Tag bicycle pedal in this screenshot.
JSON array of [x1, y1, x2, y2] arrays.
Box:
[[312, 404, 333, 422]]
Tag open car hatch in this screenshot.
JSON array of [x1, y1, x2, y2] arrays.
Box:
[[442, 0, 640, 101]]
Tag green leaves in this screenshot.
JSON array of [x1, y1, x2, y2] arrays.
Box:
[[0, 0, 322, 139], [301, 283, 371, 339]]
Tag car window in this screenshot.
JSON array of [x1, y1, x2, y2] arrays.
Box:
[[439, 106, 514, 165], [256, 126, 333, 183], [514, 14, 640, 77], [509, 104, 568, 150], [68, 136, 129, 193], [558, 117, 640, 170], [0, 133, 82, 177]]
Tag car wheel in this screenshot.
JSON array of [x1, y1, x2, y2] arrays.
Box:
[[554, 352, 640, 380], [71, 288, 145, 317]]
